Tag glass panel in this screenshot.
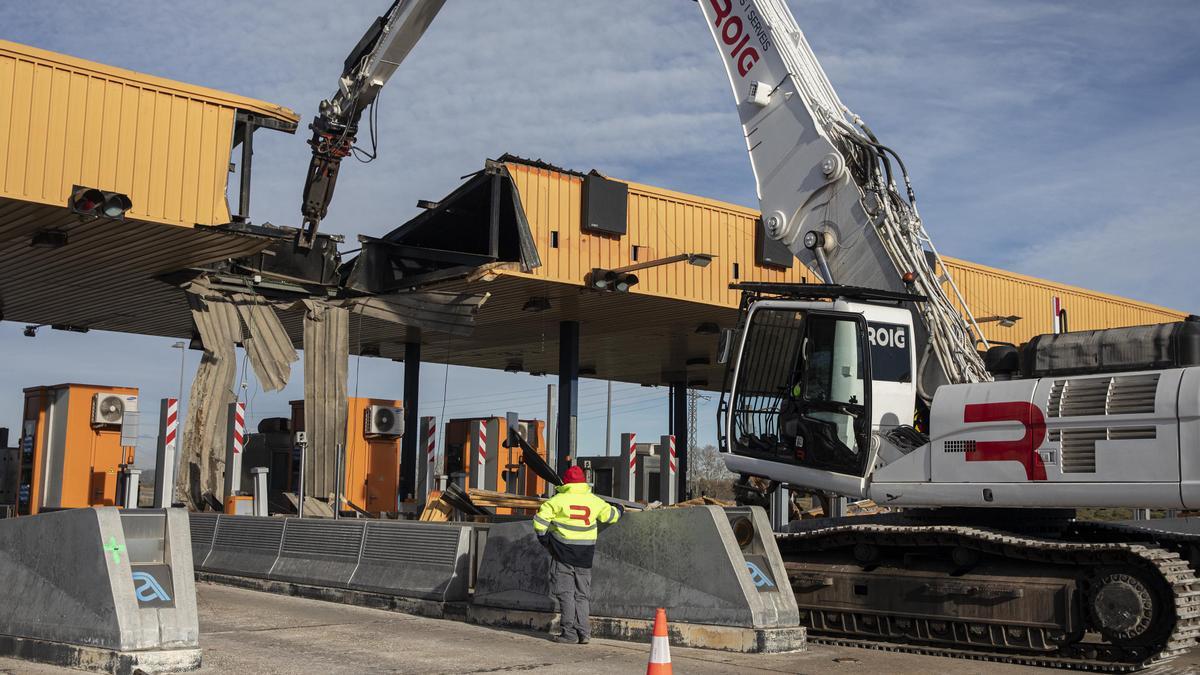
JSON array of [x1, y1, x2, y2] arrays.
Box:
[[731, 309, 869, 477]]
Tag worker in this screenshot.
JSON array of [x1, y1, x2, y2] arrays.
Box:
[[533, 465, 621, 644]]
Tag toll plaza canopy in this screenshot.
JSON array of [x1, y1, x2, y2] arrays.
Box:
[[0, 39, 299, 335], [352, 155, 1188, 391], [0, 37, 1188, 394]]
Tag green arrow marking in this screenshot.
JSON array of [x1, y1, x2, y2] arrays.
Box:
[[103, 536, 125, 564]]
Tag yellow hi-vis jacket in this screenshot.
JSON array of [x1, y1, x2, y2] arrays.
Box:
[[533, 483, 620, 568]]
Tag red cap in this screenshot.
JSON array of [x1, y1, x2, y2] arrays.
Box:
[[562, 466, 586, 484]]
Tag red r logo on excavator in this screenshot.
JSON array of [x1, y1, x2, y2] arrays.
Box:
[[963, 402, 1048, 481]]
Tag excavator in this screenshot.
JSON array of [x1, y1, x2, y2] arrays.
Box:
[[300, 1, 1200, 670]]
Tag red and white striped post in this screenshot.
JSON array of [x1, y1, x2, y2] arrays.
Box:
[[471, 419, 488, 489], [659, 434, 678, 505], [619, 432, 637, 501], [152, 398, 180, 508], [223, 401, 246, 501], [418, 416, 437, 500]]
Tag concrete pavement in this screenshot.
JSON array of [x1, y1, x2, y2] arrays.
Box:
[[1, 582, 1197, 674]]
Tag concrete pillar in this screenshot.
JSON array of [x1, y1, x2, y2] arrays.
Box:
[[121, 467, 141, 509], [670, 384, 689, 499], [418, 416, 437, 501], [557, 321, 579, 468], [401, 340, 421, 502], [152, 398, 180, 508], [658, 435, 678, 505], [223, 401, 246, 499], [619, 433, 637, 501], [250, 467, 269, 517]]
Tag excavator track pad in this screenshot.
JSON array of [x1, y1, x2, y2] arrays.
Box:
[[778, 522, 1200, 671]]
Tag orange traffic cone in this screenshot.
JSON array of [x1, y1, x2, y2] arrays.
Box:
[[646, 608, 672, 674]]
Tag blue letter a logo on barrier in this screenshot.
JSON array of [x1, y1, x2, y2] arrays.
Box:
[[746, 561, 776, 589], [132, 571, 172, 603]]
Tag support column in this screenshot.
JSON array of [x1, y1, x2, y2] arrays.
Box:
[[401, 340, 421, 502], [670, 383, 689, 499], [557, 321, 579, 469]]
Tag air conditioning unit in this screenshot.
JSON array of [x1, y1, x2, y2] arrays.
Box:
[[92, 393, 138, 427], [364, 405, 404, 437]]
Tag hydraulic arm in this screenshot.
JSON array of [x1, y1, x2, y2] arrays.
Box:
[[696, 0, 991, 388], [298, 0, 445, 248]]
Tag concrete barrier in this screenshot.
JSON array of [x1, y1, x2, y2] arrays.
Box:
[[470, 505, 803, 653], [190, 514, 474, 604], [189, 512, 218, 567], [272, 518, 364, 587], [348, 520, 473, 602], [0, 507, 200, 673], [202, 514, 284, 579]]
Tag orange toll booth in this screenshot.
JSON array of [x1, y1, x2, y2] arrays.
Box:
[[443, 417, 547, 506], [290, 397, 404, 515], [14, 384, 138, 515]]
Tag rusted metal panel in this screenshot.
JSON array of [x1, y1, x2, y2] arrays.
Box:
[[231, 293, 297, 392], [942, 257, 1188, 346], [0, 39, 297, 227], [177, 280, 242, 509]]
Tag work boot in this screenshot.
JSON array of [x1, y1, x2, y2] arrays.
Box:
[[578, 636, 590, 645], [552, 633, 576, 644]]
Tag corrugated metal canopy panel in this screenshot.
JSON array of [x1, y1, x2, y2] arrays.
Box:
[[0, 197, 273, 334], [500, 156, 1186, 332], [0, 39, 298, 228], [504, 160, 812, 308], [942, 256, 1188, 346]]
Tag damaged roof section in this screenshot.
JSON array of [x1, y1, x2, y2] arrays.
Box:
[[341, 161, 541, 295]]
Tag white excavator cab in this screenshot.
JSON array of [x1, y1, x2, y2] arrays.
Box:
[[721, 292, 920, 498]]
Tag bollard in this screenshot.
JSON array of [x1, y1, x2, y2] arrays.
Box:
[[251, 467, 269, 517], [223, 401, 246, 501], [769, 483, 789, 532], [121, 467, 141, 509], [152, 398, 179, 508], [418, 416, 437, 502]]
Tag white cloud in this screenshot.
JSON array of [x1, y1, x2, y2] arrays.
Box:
[[1, 0, 1198, 464]]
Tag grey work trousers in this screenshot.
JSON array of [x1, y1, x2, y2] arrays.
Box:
[[551, 558, 593, 639]]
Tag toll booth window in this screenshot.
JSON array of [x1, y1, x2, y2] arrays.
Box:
[[730, 309, 869, 477]]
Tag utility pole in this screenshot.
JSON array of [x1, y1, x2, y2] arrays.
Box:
[[604, 381, 612, 456], [687, 389, 699, 453]]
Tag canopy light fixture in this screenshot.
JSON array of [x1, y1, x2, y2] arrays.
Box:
[[522, 296, 551, 312], [504, 360, 523, 373], [977, 315, 1022, 328], [30, 229, 68, 248], [695, 322, 721, 335]]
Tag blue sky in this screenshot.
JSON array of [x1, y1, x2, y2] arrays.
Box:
[[2, 1, 1197, 466]]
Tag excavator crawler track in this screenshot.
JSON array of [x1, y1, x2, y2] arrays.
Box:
[[777, 523, 1200, 672]]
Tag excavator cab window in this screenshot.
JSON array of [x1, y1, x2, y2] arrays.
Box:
[[729, 307, 872, 477]]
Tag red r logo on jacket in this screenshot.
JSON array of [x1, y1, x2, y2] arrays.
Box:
[[963, 402, 1047, 481], [568, 505, 592, 526]]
